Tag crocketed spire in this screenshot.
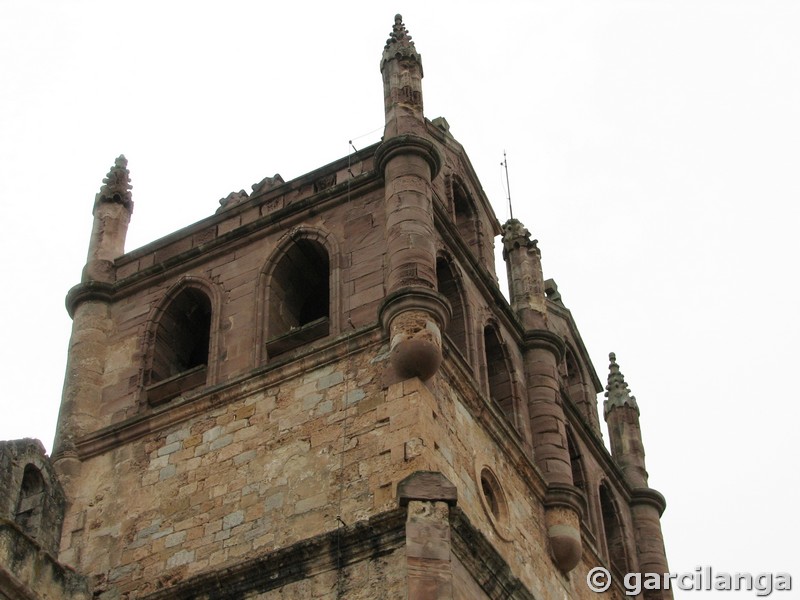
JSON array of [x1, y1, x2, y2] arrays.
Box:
[[382, 14, 421, 67], [95, 155, 133, 212], [604, 352, 639, 416], [385, 14, 413, 49]]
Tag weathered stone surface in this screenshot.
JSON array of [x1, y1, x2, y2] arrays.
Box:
[[1, 13, 671, 600]]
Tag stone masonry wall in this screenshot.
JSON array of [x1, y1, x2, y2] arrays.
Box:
[[91, 182, 386, 431]]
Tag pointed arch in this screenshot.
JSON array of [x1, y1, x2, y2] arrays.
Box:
[[256, 226, 341, 364], [0, 439, 65, 554], [599, 481, 630, 576], [483, 320, 518, 429], [15, 464, 45, 538], [564, 344, 597, 425], [566, 426, 594, 537], [141, 276, 222, 405], [565, 346, 584, 392], [451, 176, 481, 256], [566, 427, 587, 493], [435, 252, 471, 365]]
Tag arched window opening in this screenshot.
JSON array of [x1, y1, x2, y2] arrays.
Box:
[[266, 239, 330, 357], [15, 464, 45, 538], [147, 287, 212, 404], [565, 349, 582, 389], [436, 257, 468, 360], [567, 429, 586, 492], [600, 483, 629, 576], [567, 428, 592, 536], [484, 325, 515, 426], [453, 181, 479, 252]]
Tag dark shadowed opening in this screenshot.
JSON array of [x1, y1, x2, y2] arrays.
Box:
[[436, 257, 468, 358], [150, 288, 212, 384], [266, 239, 330, 357], [453, 180, 479, 252], [600, 483, 628, 576], [15, 464, 45, 538], [484, 325, 514, 425]]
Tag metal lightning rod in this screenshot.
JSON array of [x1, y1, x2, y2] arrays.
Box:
[[502, 150, 513, 220]]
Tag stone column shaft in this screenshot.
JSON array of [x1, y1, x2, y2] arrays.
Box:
[[53, 156, 132, 498], [524, 346, 572, 485], [377, 15, 446, 382]]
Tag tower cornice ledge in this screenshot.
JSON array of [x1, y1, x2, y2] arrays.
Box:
[[522, 329, 566, 360], [630, 487, 668, 516], [378, 287, 451, 336], [543, 482, 586, 518], [374, 134, 442, 180], [65, 281, 115, 318]]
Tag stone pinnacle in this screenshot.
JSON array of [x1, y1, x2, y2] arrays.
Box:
[[96, 154, 133, 211], [604, 352, 639, 416]]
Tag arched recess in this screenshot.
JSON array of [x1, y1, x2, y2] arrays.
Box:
[[599, 481, 630, 576], [451, 176, 481, 259], [142, 276, 221, 405], [564, 345, 597, 430], [256, 226, 341, 363], [566, 427, 593, 536], [435, 253, 470, 365], [15, 464, 45, 538], [566, 428, 587, 493], [0, 439, 66, 555], [483, 321, 519, 430]]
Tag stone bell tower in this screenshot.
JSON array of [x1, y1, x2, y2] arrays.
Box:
[[0, 15, 671, 600]]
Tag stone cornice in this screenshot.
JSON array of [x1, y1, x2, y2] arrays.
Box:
[[65, 169, 383, 313], [450, 508, 539, 600], [140, 508, 407, 600], [75, 325, 383, 460], [522, 329, 566, 361], [378, 287, 451, 334], [374, 134, 442, 179], [630, 487, 668, 516], [543, 483, 586, 519], [65, 281, 115, 317]]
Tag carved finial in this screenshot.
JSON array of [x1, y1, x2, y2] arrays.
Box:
[[251, 174, 285, 195], [382, 14, 421, 69], [604, 352, 639, 416], [96, 155, 133, 211], [501, 218, 540, 257], [216, 189, 250, 213], [385, 14, 413, 49]]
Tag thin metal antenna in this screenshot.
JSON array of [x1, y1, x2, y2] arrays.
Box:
[[501, 150, 514, 220]]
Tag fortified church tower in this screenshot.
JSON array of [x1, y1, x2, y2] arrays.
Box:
[[0, 15, 670, 600]]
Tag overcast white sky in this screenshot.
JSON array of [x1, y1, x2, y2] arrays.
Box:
[[1, 1, 798, 596]]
